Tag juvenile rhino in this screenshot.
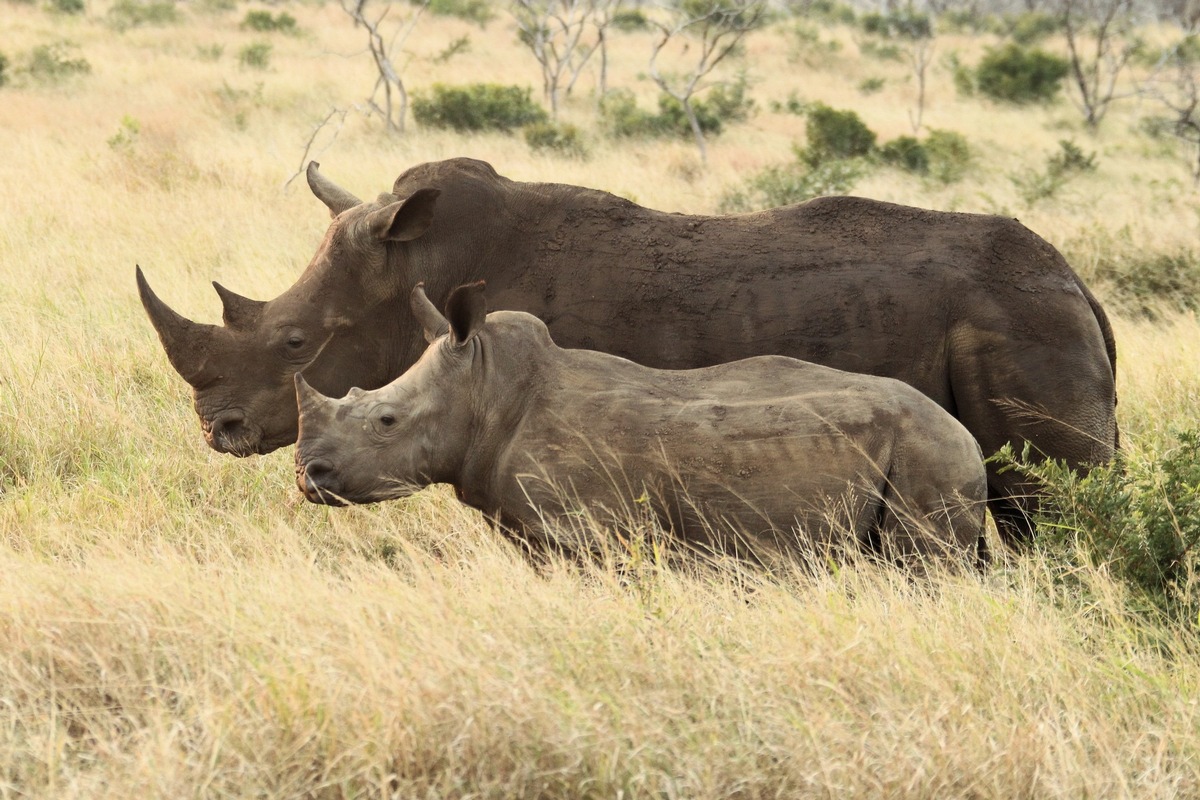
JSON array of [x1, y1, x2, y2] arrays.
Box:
[[138, 157, 1118, 545], [294, 283, 989, 571]]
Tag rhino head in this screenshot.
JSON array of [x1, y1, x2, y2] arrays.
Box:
[[137, 163, 442, 456], [294, 282, 487, 504]]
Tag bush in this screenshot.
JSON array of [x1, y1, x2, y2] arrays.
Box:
[[413, 83, 548, 132], [47, 0, 86, 15], [240, 10, 297, 33], [26, 41, 91, 83], [238, 42, 272, 70], [1096, 251, 1200, 318], [879, 135, 928, 173], [719, 156, 868, 212], [1011, 138, 1097, 205], [995, 431, 1200, 621], [1004, 10, 1061, 45], [416, 0, 494, 26], [0, 53, 8, 88], [860, 10, 932, 39], [975, 42, 1069, 104], [858, 76, 885, 94], [612, 8, 650, 30], [524, 121, 587, 157], [107, 0, 181, 30], [600, 89, 668, 138], [924, 128, 972, 183], [801, 102, 876, 167], [601, 79, 753, 141]]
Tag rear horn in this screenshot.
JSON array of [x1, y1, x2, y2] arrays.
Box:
[[306, 162, 362, 217]]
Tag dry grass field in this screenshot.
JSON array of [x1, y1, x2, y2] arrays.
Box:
[[2, 0, 1200, 796]]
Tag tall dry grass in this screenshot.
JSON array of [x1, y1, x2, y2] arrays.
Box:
[[2, 1, 1200, 796]]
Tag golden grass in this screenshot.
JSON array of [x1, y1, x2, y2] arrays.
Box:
[[2, 1, 1200, 795]]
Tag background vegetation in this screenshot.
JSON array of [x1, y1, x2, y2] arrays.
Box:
[[2, 0, 1200, 795]]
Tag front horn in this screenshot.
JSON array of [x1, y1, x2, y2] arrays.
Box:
[[306, 161, 362, 217], [136, 265, 219, 387]]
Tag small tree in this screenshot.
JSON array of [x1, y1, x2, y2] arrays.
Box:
[[511, 0, 624, 116], [339, 0, 427, 134], [1057, 0, 1137, 128], [648, 0, 767, 163], [1140, 37, 1200, 182]]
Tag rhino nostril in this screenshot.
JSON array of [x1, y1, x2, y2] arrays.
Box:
[[304, 459, 335, 488]]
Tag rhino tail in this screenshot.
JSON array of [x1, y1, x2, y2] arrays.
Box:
[[1074, 273, 1120, 453]]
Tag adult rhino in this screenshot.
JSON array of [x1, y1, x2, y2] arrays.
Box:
[[137, 157, 1118, 545], [295, 283, 989, 572]]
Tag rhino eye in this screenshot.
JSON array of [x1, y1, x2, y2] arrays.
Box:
[[286, 336, 305, 349], [379, 413, 396, 426]]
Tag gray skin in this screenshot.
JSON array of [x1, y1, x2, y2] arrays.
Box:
[[294, 283, 989, 572], [138, 158, 1117, 545]]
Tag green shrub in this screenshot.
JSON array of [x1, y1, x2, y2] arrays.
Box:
[[47, 0, 85, 15], [196, 44, 224, 62], [858, 76, 885, 94], [797, 0, 856, 25], [801, 102, 876, 167], [238, 42, 272, 70], [601, 79, 753, 141], [975, 42, 1069, 104], [26, 41, 91, 83], [879, 135, 928, 173], [107, 115, 140, 150], [612, 8, 650, 30], [107, 0, 181, 30], [860, 9, 932, 39], [858, 39, 902, 61], [769, 91, 808, 115], [1004, 10, 1061, 45], [434, 35, 470, 64], [1096, 251, 1200, 318], [925, 129, 971, 183], [413, 83, 548, 132], [0, 53, 8, 88], [995, 431, 1200, 621], [240, 9, 297, 34], [600, 89, 669, 138], [719, 156, 868, 212], [416, 0, 494, 26], [1011, 138, 1097, 205], [524, 121, 587, 157]]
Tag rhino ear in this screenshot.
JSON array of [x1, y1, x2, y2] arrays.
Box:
[[410, 282, 450, 343], [365, 188, 441, 243], [445, 281, 487, 347], [212, 281, 265, 330]]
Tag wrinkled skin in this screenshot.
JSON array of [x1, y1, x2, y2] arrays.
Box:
[[295, 284, 989, 572], [139, 157, 1117, 544]]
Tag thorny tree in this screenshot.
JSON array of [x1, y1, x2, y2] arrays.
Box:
[[1058, 0, 1138, 127], [649, 0, 767, 163], [511, 0, 624, 116], [1140, 37, 1200, 182]]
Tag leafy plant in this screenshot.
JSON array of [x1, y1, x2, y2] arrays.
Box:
[[47, 0, 85, 15], [106, 0, 181, 31], [433, 35, 470, 64], [975, 42, 1070, 104], [107, 115, 140, 151], [719, 154, 868, 212], [879, 135, 928, 173], [800, 102, 876, 167], [994, 431, 1200, 622], [524, 121, 587, 157], [238, 42, 272, 70], [412, 83, 548, 132], [241, 10, 298, 34], [26, 41, 91, 83], [1004, 10, 1062, 45], [1011, 138, 1097, 205], [600, 79, 754, 141], [419, 0, 494, 26], [858, 76, 885, 94], [0, 52, 8, 88], [612, 8, 649, 30]]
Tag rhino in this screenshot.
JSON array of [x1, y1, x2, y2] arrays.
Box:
[[294, 283, 989, 571], [137, 157, 1118, 545]]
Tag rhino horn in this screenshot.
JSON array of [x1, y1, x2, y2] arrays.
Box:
[[294, 373, 335, 418], [212, 281, 265, 330], [136, 265, 218, 387], [410, 282, 450, 343], [306, 161, 362, 217]]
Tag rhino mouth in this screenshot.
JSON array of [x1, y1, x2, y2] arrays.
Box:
[[201, 409, 268, 457]]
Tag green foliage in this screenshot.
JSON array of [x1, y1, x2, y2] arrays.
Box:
[[858, 76, 885, 94], [800, 101, 876, 167], [0, 52, 8, 88], [879, 129, 972, 183], [524, 121, 587, 157], [1011, 138, 1097, 205], [1096, 251, 1200, 318], [196, 44, 224, 62], [47, 0, 85, 15], [240, 10, 298, 34], [860, 10, 932, 39], [107, 115, 140, 150], [611, 8, 650, 31], [768, 90, 808, 115], [789, 21, 842, 64], [719, 156, 868, 212], [946, 51, 975, 96], [1004, 11, 1061, 45], [412, 83, 548, 132], [601, 79, 754, 141], [238, 42, 272, 70], [416, 0, 494, 26], [792, 0, 856, 25], [995, 431, 1200, 621], [106, 0, 181, 31], [433, 35, 470, 65], [975, 43, 1069, 104], [858, 39, 902, 61], [26, 41, 91, 83]]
